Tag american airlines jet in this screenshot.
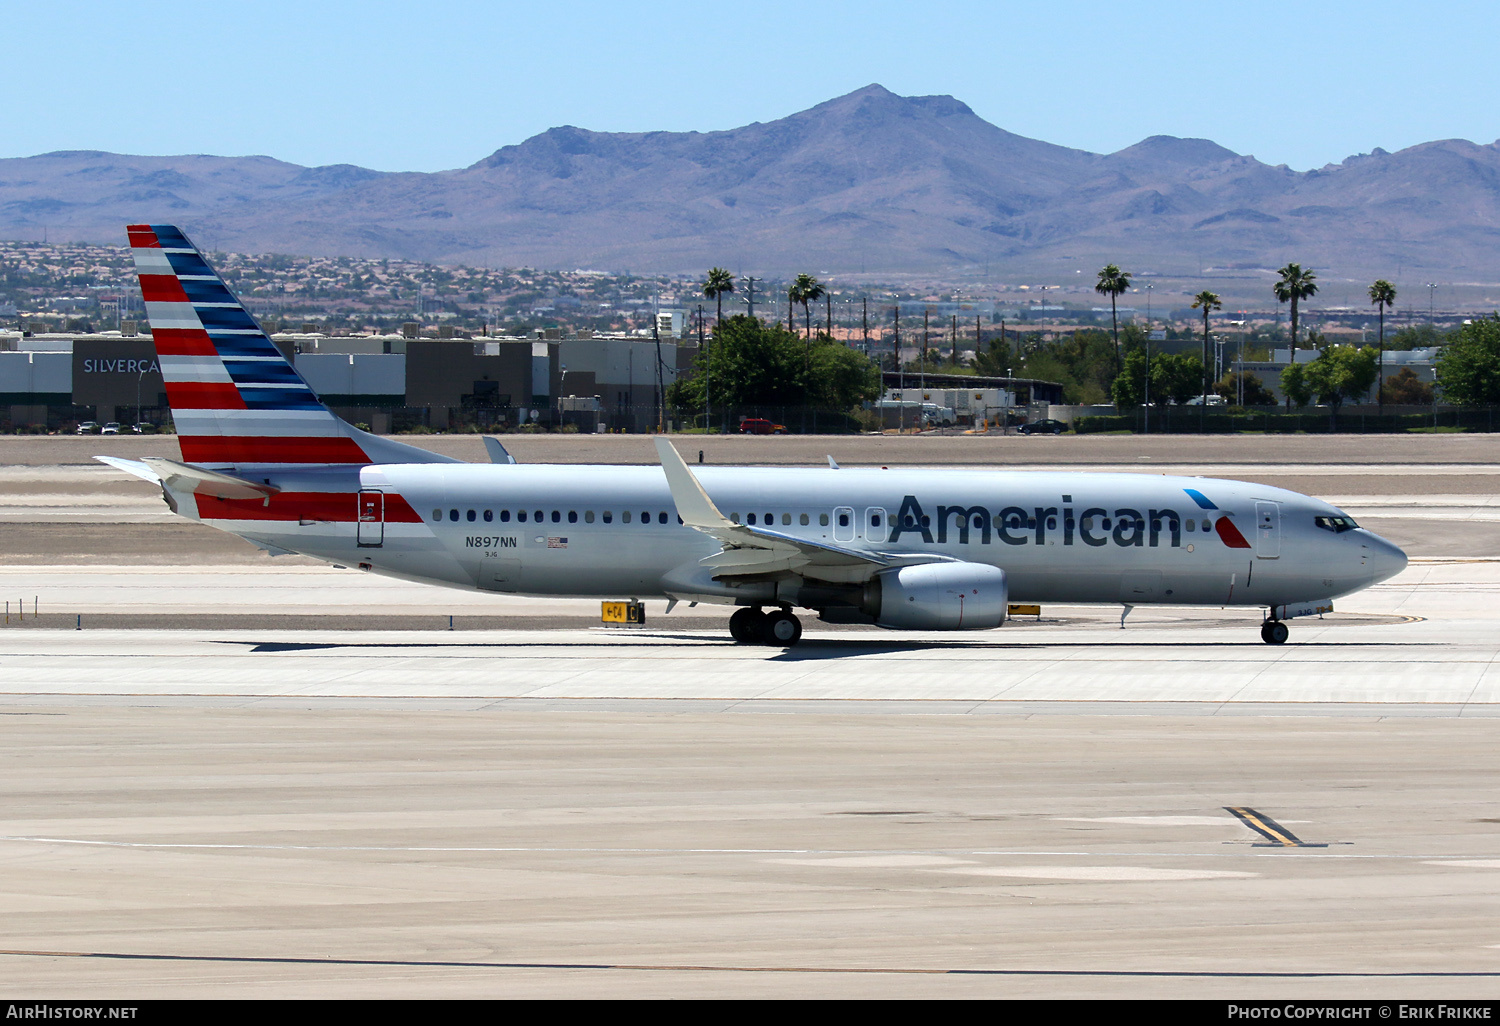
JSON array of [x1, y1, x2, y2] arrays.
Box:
[[99, 225, 1407, 646]]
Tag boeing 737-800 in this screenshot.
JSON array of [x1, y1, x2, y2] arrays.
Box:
[[99, 225, 1407, 646]]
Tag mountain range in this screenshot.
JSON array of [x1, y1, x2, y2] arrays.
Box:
[[3, 84, 1498, 281]]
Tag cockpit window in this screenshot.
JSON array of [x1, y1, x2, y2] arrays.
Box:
[[1315, 515, 1359, 533]]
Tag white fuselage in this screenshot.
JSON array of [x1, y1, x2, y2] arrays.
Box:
[[183, 462, 1408, 612]]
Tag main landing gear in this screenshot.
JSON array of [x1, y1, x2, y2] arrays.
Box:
[[1260, 619, 1289, 645], [729, 606, 803, 647]]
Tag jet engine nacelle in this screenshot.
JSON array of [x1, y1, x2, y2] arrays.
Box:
[[872, 562, 1008, 630]]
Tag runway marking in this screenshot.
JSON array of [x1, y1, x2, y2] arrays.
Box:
[[0, 835, 1486, 860], [1225, 807, 1327, 847], [2, 948, 1498, 978], [934, 866, 1257, 881]]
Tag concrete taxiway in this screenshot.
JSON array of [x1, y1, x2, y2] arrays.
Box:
[[3, 434, 1500, 997]]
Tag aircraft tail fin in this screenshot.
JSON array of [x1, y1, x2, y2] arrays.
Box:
[[126, 224, 457, 468]]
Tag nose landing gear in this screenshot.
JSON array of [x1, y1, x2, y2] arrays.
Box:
[[729, 606, 803, 647], [1260, 620, 1289, 645]]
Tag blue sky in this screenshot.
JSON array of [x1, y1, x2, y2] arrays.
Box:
[[5, 0, 1493, 172]]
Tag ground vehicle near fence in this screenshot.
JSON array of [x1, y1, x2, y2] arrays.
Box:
[[739, 418, 788, 434], [99, 224, 1407, 649]]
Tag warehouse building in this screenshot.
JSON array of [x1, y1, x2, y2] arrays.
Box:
[[0, 330, 692, 433]]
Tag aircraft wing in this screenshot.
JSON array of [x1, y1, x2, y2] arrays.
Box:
[[654, 438, 949, 584]]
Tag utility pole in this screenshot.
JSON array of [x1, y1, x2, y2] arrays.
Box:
[[652, 316, 664, 433], [862, 297, 869, 351], [825, 292, 831, 340], [951, 314, 958, 366], [922, 307, 929, 391], [699, 303, 709, 433], [740, 276, 760, 320]]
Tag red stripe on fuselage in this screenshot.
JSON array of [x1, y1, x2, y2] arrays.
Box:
[[126, 225, 160, 248], [1216, 517, 1252, 549], [198, 490, 424, 524], [165, 382, 246, 409], [178, 435, 370, 464], [138, 274, 188, 302], [151, 328, 217, 356]]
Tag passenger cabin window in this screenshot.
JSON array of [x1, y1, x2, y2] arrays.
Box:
[[483, 510, 493, 522], [800, 513, 809, 526], [431, 509, 441, 522], [602, 511, 612, 523], [623, 511, 632, 523], [838, 512, 850, 528], [449, 509, 459, 522], [659, 511, 668, 524], [781, 513, 791, 526], [518, 510, 528, 522], [747, 513, 756, 525], [467, 510, 476, 522], [500, 510, 511, 523], [819, 513, 829, 527], [552, 511, 561, 523], [569, 511, 578, 523], [730, 513, 741, 524], [584, 511, 594, 524]]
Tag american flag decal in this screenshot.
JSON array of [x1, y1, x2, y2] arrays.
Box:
[[547, 537, 568, 548]]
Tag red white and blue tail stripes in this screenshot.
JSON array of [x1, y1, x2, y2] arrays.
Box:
[[127, 224, 453, 469]]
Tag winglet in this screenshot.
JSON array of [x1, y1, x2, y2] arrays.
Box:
[[827, 455, 839, 469], [482, 437, 518, 464], [653, 437, 731, 531]]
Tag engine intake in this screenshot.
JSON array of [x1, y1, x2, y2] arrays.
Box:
[[871, 562, 1008, 630]]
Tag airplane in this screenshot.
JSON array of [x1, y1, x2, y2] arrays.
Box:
[[98, 224, 1408, 647]]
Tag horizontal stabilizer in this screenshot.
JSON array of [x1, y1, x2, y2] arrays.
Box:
[[93, 455, 161, 484], [140, 457, 281, 501]]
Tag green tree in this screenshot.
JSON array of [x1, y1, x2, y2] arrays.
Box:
[[665, 314, 878, 416], [1111, 348, 1148, 411], [1154, 351, 1206, 407], [1303, 345, 1379, 423], [1279, 362, 1312, 409], [1214, 370, 1277, 407], [1094, 264, 1132, 371], [1368, 279, 1397, 411], [789, 273, 825, 340], [702, 267, 735, 326], [1379, 367, 1434, 405], [1191, 291, 1222, 424], [1434, 315, 1500, 405], [1273, 263, 1319, 355]]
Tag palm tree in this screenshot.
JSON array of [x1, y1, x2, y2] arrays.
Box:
[[1273, 263, 1319, 355], [1094, 264, 1132, 371], [790, 273, 824, 340], [1192, 290, 1222, 429], [1369, 279, 1397, 413], [702, 267, 735, 327]]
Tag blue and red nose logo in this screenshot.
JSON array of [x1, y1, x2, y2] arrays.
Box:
[[1184, 488, 1251, 548]]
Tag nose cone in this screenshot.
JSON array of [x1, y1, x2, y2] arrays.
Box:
[[1361, 531, 1408, 585]]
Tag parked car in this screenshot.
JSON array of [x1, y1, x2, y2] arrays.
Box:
[[1185, 394, 1227, 406], [75, 421, 98, 435], [739, 418, 788, 435], [1018, 418, 1067, 435], [101, 422, 121, 435]]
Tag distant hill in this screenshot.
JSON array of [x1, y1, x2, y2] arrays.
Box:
[[3, 84, 1498, 279]]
